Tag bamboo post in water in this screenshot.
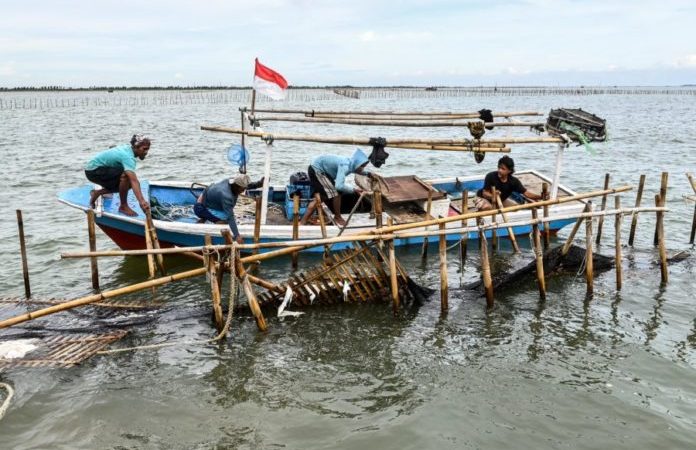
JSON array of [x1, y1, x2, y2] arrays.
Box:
[[204, 235, 224, 332], [562, 203, 591, 256], [655, 194, 668, 284], [493, 191, 520, 253], [595, 174, 610, 245], [421, 191, 433, 260], [531, 208, 546, 300], [374, 189, 383, 229], [479, 222, 494, 308], [16, 210, 30, 298], [292, 194, 300, 270], [460, 191, 469, 270], [490, 187, 498, 251], [314, 193, 330, 257], [439, 222, 448, 312], [143, 216, 156, 282], [614, 196, 623, 290], [688, 173, 696, 244], [542, 182, 550, 249], [628, 174, 646, 246], [145, 209, 165, 275], [253, 197, 262, 255], [242, 275, 268, 331], [387, 218, 399, 315], [86, 210, 100, 291], [654, 172, 669, 246], [585, 204, 594, 296]]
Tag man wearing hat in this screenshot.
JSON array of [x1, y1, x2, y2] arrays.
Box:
[[85, 134, 151, 216], [193, 175, 264, 243], [474, 156, 546, 211]]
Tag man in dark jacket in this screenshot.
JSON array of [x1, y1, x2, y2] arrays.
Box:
[[474, 156, 546, 211]]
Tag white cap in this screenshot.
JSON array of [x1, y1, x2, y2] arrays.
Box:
[[229, 174, 250, 188]]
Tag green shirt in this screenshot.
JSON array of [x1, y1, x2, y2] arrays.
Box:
[[85, 144, 137, 172]]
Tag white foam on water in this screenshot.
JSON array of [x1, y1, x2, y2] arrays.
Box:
[[0, 339, 39, 359]]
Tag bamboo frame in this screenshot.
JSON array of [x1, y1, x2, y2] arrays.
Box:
[[595, 173, 610, 245], [242, 107, 542, 117], [654, 172, 669, 246], [254, 115, 545, 128], [628, 174, 646, 246], [614, 196, 623, 290], [16, 209, 30, 298], [655, 194, 668, 283]]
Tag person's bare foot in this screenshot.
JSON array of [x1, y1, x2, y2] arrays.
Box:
[[89, 190, 100, 209], [119, 205, 138, 216], [334, 216, 347, 227]]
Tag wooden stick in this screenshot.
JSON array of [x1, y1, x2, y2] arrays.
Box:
[[245, 107, 542, 117], [656, 194, 668, 284], [421, 191, 433, 260], [595, 173, 610, 245], [255, 115, 545, 128], [479, 225, 494, 308], [439, 222, 448, 312], [388, 218, 399, 315], [614, 196, 623, 290], [145, 209, 165, 275], [628, 174, 646, 246], [242, 275, 268, 331], [201, 125, 566, 146], [386, 143, 511, 153], [0, 267, 207, 329], [688, 173, 696, 244], [541, 183, 550, 249], [460, 191, 468, 270], [143, 215, 156, 281], [16, 210, 30, 298], [373, 189, 384, 229], [490, 188, 498, 251], [314, 193, 330, 257], [86, 210, 99, 291], [531, 209, 546, 300], [252, 196, 262, 255], [494, 190, 520, 252], [204, 235, 224, 332], [654, 172, 669, 246], [585, 203, 594, 296], [292, 194, 300, 270]]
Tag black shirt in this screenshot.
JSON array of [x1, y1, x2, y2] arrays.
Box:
[[476, 171, 526, 201]]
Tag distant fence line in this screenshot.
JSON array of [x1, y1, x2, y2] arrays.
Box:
[[1, 87, 694, 110]]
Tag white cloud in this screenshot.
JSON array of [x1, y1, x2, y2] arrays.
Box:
[[359, 31, 376, 42], [674, 54, 696, 68]]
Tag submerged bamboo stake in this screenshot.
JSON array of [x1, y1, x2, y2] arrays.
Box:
[[204, 235, 224, 332], [292, 194, 300, 270], [145, 209, 165, 275], [439, 222, 448, 312], [493, 191, 519, 252], [531, 209, 546, 300], [541, 183, 550, 249], [0, 267, 207, 329], [460, 191, 469, 269], [596, 173, 610, 245], [688, 173, 696, 244], [656, 194, 668, 284], [16, 210, 30, 298], [253, 197, 262, 255], [387, 218, 399, 315], [421, 191, 433, 260], [242, 275, 268, 331], [654, 172, 669, 246], [614, 196, 623, 290], [628, 174, 646, 246], [479, 225, 494, 308], [585, 204, 594, 296], [86, 210, 99, 291]]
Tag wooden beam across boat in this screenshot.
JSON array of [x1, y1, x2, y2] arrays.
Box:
[[242, 107, 543, 118], [200, 126, 566, 146], [253, 115, 545, 128]]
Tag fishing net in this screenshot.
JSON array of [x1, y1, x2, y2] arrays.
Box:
[[150, 195, 285, 224]]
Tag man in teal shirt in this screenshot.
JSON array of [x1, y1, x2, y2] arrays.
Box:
[[84, 134, 151, 216]]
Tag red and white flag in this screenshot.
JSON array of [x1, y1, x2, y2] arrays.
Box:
[[253, 58, 288, 100]]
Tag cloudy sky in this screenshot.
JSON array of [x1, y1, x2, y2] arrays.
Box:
[[1, 0, 694, 87]]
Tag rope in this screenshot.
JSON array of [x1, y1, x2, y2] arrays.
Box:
[[0, 382, 14, 422], [97, 245, 240, 355]]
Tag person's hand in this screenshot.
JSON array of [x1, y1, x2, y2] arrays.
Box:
[[235, 235, 244, 245], [139, 200, 150, 212]]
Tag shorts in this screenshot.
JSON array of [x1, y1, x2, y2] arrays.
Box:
[[474, 196, 519, 211], [85, 166, 124, 193], [308, 166, 338, 203]]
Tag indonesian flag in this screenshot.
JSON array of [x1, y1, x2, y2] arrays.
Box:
[[253, 58, 288, 100]]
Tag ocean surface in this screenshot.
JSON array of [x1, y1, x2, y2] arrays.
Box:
[[0, 89, 695, 449]]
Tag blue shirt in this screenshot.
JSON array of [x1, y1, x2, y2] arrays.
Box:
[[310, 149, 370, 193], [203, 179, 240, 238], [85, 144, 137, 172]]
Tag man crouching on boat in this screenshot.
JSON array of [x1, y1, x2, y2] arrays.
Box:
[[193, 175, 264, 244], [84, 134, 151, 216], [300, 149, 372, 227], [474, 156, 546, 211]]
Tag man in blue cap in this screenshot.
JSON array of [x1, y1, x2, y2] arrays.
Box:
[[300, 148, 374, 227]]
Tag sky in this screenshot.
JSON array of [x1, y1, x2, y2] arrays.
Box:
[[1, 0, 695, 87]]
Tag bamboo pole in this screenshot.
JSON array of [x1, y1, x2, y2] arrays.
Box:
[[253, 196, 262, 255], [421, 191, 432, 260], [242, 275, 268, 331], [596, 173, 610, 245], [490, 188, 498, 251], [614, 196, 623, 290], [531, 209, 546, 300], [541, 183, 550, 249], [688, 173, 696, 244], [145, 209, 165, 275], [16, 210, 30, 298], [201, 126, 566, 147], [628, 174, 646, 246], [387, 218, 399, 315], [374, 189, 383, 229], [255, 115, 545, 128], [86, 210, 99, 291], [143, 215, 156, 282], [0, 267, 207, 329], [585, 204, 594, 296], [292, 194, 300, 270], [656, 194, 668, 284], [479, 224, 494, 308], [654, 172, 669, 246], [460, 191, 469, 269], [204, 235, 224, 332], [315, 193, 330, 257], [439, 222, 448, 312], [244, 107, 542, 117]]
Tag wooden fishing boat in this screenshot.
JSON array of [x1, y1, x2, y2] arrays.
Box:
[[58, 169, 585, 253]]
